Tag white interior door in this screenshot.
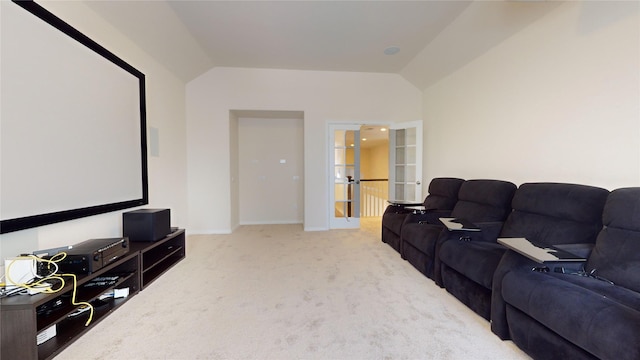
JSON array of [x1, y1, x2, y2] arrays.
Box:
[[329, 124, 360, 229], [388, 120, 423, 202]]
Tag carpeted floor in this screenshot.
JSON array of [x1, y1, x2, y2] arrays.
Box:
[[57, 218, 529, 360]]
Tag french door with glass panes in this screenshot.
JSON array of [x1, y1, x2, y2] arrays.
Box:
[[329, 125, 360, 229], [388, 121, 423, 203]]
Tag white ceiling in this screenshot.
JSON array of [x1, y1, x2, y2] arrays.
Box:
[[83, 0, 561, 89]]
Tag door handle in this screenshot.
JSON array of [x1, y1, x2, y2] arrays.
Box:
[[416, 180, 421, 185]]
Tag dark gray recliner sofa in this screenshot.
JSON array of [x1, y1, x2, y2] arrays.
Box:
[[437, 182, 609, 320], [400, 179, 516, 283], [381, 177, 463, 253], [492, 187, 640, 360]]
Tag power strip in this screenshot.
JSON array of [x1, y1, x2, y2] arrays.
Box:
[[27, 282, 52, 295]]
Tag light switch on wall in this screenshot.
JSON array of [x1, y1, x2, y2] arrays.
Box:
[[279, 159, 286, 164]]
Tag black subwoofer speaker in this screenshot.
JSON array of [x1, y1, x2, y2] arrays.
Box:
[[123, 209, 170, 242]]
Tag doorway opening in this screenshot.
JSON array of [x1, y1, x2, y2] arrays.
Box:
[[329, 123, 389, 229], [230, 110, 304, 230], [359, 125, 390, 218], [329, 121, 423, 229]]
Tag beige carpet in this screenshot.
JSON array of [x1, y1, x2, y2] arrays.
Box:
[[57, 218, 529, 360]]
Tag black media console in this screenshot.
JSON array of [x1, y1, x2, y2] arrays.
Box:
[[1, 229, 186, 360]]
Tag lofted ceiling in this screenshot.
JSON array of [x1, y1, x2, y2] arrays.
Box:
[[83, 0, 561, 89]]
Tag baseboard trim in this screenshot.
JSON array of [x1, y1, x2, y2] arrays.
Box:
[[188, 229, 232, 235], [239, 221, 303, 225], [304, 226, 328, 232]]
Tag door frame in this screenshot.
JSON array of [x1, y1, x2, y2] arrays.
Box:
[[327, 120, 422, 229]]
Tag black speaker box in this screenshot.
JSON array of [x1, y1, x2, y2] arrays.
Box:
[[123, 209, 170, 242]]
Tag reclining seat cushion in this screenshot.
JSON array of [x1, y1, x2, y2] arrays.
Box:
[[439, 241, 506, 289], [400, 222, 444, 276], [402, 223, 443, 254], [502, 270, 640, 360], [586, 187, 640, 293], [382, 211, 410, 237]]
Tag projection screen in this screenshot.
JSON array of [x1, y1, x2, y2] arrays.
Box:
[[1, 1, 148, 234]]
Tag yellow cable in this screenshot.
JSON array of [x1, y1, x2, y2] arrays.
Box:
[[3, 253, 94, 326], [5, 254, 63, 292], [45, 252, 94, 326], [60, 272, 94, 326]]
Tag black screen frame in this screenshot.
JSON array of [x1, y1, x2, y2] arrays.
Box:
[[1, 0, 148, 234]]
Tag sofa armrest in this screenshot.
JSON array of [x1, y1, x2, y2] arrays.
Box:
[[438, 221, 504, 243], [491, 250, 539, 339], [554, 243, 594, 259], [476, 221, 504, 242], [544, 244, 593, 273], [383, 204, 413, 215], [490, 248, 591, 340], [403, 209, 452, 226], [431, 221, 504, 287]]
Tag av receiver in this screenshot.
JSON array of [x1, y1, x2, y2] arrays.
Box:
[[46, 237, 129, 274]]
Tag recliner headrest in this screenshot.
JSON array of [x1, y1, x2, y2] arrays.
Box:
[[511, 182, 609, 224], [456, 179, 516, 208], [603, 187, 640, 232], [423, 177, 464, 210]]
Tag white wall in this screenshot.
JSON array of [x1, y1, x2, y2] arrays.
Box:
[[361, 143, 390, 180], [422, 1, 640, 190], [238, 117, 304, 224], [0, 1, 188, 260], [186, 68, 422, 233]]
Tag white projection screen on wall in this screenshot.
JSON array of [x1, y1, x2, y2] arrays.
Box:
[[0, 1, 148, 234]]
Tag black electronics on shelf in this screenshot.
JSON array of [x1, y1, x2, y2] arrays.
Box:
[[1, 229, 186, 360], [1, 252, 140, 360], [123, 209, 171, 242]]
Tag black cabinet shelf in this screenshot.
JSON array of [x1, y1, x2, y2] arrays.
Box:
[[129, 229, 186, 289], [37, 296, 130, 360], [1, 251, 140, 360], [1, 229, 186, 360], [35, 271, 136, 331]]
